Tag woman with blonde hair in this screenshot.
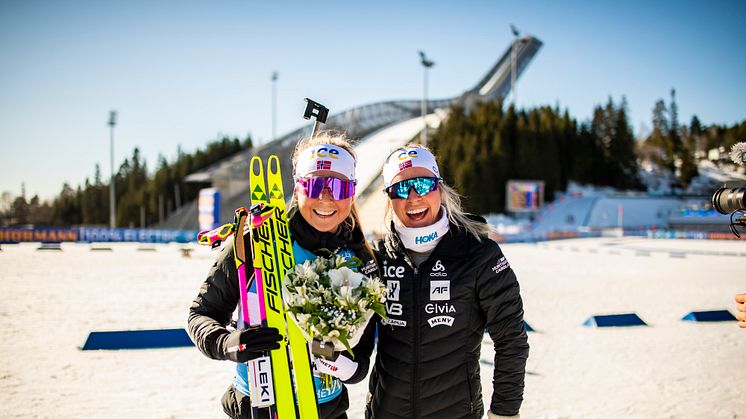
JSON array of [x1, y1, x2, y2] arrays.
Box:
[[188, 131, 377, 419], [349, 144, 529, 419]]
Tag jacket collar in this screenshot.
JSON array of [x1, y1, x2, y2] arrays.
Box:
[[383, 215, 487, 260], [289, 213, 366, 256]]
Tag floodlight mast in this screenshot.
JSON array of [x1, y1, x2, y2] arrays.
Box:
[[418, 51, 435, 146]]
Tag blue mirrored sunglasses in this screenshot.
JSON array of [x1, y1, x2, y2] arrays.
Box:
[[384, 177, 442, 199]]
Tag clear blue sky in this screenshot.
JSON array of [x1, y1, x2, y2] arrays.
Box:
[[1, 0, 744, 201]]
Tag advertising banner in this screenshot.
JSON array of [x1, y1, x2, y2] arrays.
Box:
[[198, 188, 221, 231], [506, 180, 545, 213]]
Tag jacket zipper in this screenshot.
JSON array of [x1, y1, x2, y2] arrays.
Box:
[[412, 266, 419, 419]]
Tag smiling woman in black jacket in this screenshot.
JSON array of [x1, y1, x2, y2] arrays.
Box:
[[187, 133, 377, 419], [353, 145, 529, 419]]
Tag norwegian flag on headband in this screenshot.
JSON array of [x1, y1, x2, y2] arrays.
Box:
[[316, 160, 332, 170], [398, 160, 413, 171]]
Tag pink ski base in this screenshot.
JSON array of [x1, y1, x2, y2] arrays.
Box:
[[254, 268, 267, 323], [237, 264, 251, 328]]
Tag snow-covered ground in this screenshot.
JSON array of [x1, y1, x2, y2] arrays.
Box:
[[1, 238, 744, 418]]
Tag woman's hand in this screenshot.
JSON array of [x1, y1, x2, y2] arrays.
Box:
[[736, 293, 746, 328]]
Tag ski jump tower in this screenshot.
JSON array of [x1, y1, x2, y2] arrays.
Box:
[[166, 35, 543, 230]]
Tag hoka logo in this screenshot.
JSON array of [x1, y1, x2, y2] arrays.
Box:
[[415, 232, 438, 244]]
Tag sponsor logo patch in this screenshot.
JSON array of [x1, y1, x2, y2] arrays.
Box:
[[386, 280, 400, 301], [425, 302, 456, 314], [430, 260, 447, 277], [492, 256, 510, 275], [415, 231, 438, 245], [383, 262, 405, 278], [360, 259, 378, 276], [310, 146, 340, 160], [397, 150, 418, 161], [386, 302, 402, 316], [430, 280, 450, 300], [382, 318, 407, 327], [427, 316, 455, 327]]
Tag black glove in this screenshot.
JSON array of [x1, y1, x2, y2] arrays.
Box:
[[218, 326, 282, 363]]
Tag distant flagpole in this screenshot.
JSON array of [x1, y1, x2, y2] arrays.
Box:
[[108, 111, 117, 229]]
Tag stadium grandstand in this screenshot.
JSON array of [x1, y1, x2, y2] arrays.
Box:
[[159, 35, 543, 231]]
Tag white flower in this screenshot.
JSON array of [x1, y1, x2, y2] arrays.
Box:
[[282, 253, 386, 354], [293, 261, 319, 284], [329, 267, 364, 290]]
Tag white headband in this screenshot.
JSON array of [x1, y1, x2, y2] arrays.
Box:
[[294, 144, 356, 181], [382, 147, 441, 186]]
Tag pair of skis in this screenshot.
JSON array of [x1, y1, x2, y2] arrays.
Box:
[[244, 155, 319, 419], [197, 98, 330, 418], [199, 157, 319, 418]]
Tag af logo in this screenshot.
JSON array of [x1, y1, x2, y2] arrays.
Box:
[[430, 260, 447, 277], [429, 280, 450, 301], [386, 280, 400, 301]]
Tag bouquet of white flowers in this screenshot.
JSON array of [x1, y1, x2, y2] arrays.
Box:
[[283, 251, 387, 356]]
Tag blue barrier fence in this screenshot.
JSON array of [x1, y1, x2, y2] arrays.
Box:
[[490, 227, 743, 243], [0, 227, 198, 244]]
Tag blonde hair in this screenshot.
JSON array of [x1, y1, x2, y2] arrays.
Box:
[[383, 143, 495, 241], [287, 131, 375, 257]]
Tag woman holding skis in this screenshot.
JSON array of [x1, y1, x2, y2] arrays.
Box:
[[188, 132, 377, 419], [333, 145, 529, 419]]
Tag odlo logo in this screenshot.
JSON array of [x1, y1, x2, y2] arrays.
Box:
[[430, 260, 447, 277]]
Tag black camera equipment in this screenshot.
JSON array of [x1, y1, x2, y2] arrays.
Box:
[[711, 142, 746, 238], [712, 183, 746, 238]]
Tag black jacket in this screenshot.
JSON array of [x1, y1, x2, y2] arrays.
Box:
[[187, 214, 376, 419], [355, 218, 529, 419]]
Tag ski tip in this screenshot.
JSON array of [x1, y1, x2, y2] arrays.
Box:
[[250, 156, 264, 177], [197, 223, 235, 249], [268, 155, 281, 175]]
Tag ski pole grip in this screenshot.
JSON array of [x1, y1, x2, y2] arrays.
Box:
[[303, 98, 329, 137]]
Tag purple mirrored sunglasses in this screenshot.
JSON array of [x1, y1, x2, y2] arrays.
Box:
[[296, 176, 356, 200]]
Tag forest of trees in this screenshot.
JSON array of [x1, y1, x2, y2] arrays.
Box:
[[1, 135, 252, 227], [639, 88, 746, 189], [2, 92, 743, 227], [430, 97, 641, 214], [429, 94, 744, 214]]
